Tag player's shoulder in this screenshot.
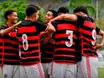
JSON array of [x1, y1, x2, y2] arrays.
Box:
[[18, 20, 32, 27]]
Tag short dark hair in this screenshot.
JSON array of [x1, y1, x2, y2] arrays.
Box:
[[73, 6, 88, 15], [26, 5, 38, 16], [57, 7, 69, 14], [48, 10, 57, 17], [4, 10, 16, 20], [27, 4, 40, 10]]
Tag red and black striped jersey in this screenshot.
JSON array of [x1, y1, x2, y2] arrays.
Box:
[[0, 35, 4, 66], [53, 20, 81, 64], [17, 20, 46, 65], [40, 36, 55, 63], [0, 24, 20, 65], [77, 15, 97, 57]]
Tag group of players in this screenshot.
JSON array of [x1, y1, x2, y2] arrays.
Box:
[[0, 4, 104, 78]]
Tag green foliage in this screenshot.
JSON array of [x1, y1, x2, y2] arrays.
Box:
[[0, 0, 28, 26], [0, 0, 45, 26], [68, 0, 96, 17], [95, 17, 104, 30]]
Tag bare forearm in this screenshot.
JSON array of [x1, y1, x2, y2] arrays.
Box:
[[0, 21, 21, 36]]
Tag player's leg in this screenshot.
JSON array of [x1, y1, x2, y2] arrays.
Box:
[[47, 62, 52, 78], [76, 56, 88, 78], [20, 63, 44, 78], [42, 63, 48, 78], [65, 64, 77, 78], [89, 57, 98, 78], [51, 62, 66, 78], [2, 65, 20, 78]]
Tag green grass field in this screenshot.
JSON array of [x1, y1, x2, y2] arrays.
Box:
[[98, 68, 104, 78], [0, 68, 104, 78]]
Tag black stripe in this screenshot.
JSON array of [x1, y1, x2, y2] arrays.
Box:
[[21, 52, 39, 57], [55, 50, 80, 56], [4, 55, 20, 59], [17, 32, 38, 37], [19, 40, 39, 45], [21, 46, 39, 51], [55, 30, 78, 34], [21, 58, 39, 62], [54, 56, 78, 61]]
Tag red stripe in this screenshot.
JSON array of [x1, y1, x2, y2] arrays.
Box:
[[37, 63, 44, 78], [53, 60, 76, 64], [83, 37, 94, 43], [20, 43, 39, 48], [21, 56, 39, 59], [54, 54, 75, 58], [18, 26, 36, 33], [56, 41, 75, 45], [83, 20, 96, 28], [0, 46, 4, 48], [57, 24, 77, 31], [3, 39, 18, 44], [4, 46, 18, 51], [19, 36, 39, 41], [86, 57, 91, 78], [55, 34, 77, 39], [4, 59, 20, 62], [4, 53, 18, 56], [79, 28, 92, 36], [55, 48, 75, 52], [0, 39, 3, 42], [21, 50, 39, 54], [9, 31, 16, 37], [20, 62, 39, 66]]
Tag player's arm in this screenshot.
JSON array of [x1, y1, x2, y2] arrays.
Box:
[[0, 21, 21, 36], [95, 29, 104, 49], [50, 14, 78, 23]]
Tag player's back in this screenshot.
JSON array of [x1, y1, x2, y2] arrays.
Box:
[[53, 20, 81, 64], [76, 15, 97, 57], [17, 20, 42, 65]]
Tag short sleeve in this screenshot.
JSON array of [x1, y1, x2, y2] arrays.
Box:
[[76, 15, 85, 26], [96, 27, 100, 35], [33, 21, 47, 33]]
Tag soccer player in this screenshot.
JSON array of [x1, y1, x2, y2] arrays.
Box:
[[47, 7, 81, 78], [57, 7, 69, 15], [0, 10, 21, 78], [49, 6, 104, 78], [17, 5, 55, 78], [73, 7, 104, 78], [40, 10, 57, 78]]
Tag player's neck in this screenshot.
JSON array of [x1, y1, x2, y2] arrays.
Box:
[[26, 17, 36, 22], [6, 21, 14, 27]]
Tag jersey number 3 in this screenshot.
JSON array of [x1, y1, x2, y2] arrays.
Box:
[[65, 30, 73, 47]]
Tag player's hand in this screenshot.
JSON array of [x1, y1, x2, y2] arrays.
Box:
[[13, 21, 22, 27], [95, 44, 103, 49]]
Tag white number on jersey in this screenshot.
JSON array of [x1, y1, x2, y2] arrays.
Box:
[[65, 30, 73, 47], [22, 34, 28, 51]]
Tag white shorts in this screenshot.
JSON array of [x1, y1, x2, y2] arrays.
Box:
[[2, 65, 20, 78], [51, 62, 77, 78], [42, 62, 52, 78], [20, 63, 44, 78], [77, 56, 98, 78], [1, 63, 44, 78]]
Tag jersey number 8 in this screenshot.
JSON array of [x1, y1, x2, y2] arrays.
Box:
[[22, 34, 28, 51]]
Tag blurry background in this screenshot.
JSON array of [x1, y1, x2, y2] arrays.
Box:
[[0, 0, 104, 78]]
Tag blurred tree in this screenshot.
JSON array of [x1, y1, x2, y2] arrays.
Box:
[[68, 0, 96, 17], [0, 0, 45, 25]]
